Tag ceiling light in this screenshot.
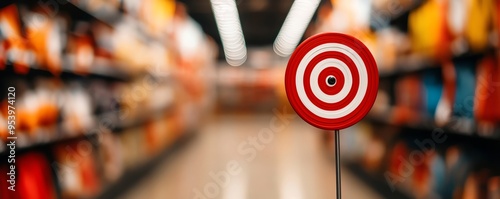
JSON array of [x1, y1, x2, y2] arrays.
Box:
[[273, 0, 321, 57]]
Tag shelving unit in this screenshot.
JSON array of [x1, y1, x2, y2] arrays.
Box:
[[0, 0, 213, 198], [309, 0, 500, 198], [356, 49, 500, 199], [364, 113, 498, 141]]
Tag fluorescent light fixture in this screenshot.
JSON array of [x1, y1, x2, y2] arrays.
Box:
[[273, 0, 321, 57], [211, 0, 247, 66]]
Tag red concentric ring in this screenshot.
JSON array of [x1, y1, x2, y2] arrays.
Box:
[[303, 51, 360, 111], [318, 67, 344, 95]]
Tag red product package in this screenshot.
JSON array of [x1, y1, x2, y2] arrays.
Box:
[[0, 152, 58, 199], [52, 140, 101, 198], [474, 57, 500, 122]]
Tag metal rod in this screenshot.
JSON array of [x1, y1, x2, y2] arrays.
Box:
[[335, 129, 341, 199]]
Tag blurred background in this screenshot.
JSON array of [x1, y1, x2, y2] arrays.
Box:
[[1, 0, 500, 198]]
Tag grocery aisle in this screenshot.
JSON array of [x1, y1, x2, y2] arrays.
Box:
[[121, 113, 382, 199], [3, 0, 500, 198]]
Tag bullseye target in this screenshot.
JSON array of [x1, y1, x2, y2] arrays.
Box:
[[285, 33, 378, 130]]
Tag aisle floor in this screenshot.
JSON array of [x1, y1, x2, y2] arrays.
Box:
[[121, 113, 382, 199]]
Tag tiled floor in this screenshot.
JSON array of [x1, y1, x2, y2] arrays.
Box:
[[121, 113, 382, 199]]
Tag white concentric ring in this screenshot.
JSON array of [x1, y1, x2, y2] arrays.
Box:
[[295, 43, 368, 119], [309, 58, 352, 103]]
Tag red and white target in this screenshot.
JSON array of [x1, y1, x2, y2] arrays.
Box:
[[285, 33, 378, 130]]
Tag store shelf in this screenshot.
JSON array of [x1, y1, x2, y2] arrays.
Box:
[[1, 63, 134, 82], [378, 54, 435, 78], [364, 112, 500, 141], [16, 0, 118, 28], [65, 0, 122, 26], [0, 102, 174, 156], [378, 49, 493, 78], [0, 1, 13, 9]]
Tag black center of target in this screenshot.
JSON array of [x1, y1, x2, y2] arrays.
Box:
[[327, 76, 336, 86]]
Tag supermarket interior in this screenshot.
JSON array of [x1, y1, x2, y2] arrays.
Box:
[[2, 0, 500, 198]]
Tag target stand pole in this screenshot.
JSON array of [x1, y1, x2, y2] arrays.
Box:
[[335, 129, 341, 199]]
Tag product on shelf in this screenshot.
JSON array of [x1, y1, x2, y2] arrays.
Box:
[[434, 61, 456, 127], [408, 0, 450, 59], [463, 0, 494, 52], [462, 170, 486, 199], [0, 152, 58, 199], [0, 164, 17, 199], [52, 140, 101, 198], [394, 75, 423, 124], [322, 0, 371, 33], [488, 176, 500, 199], [23, 10, 66, 75], [17, 90, 41, 137], [60, 83, 94, 135], [143, 0, 176, 37], [474, 56, 500, 122], [452, 57, 478, 119], [0, 5, 33, 74], [422, 68, 443, 117], [67, 22, 96, 74], [374, 29, 409, 70], [111, 19, 151, 72], [17, 152, 58, 199], [387, 141, 410, 187], [447, 0, 494, 54], [409, 150, 446, 199]]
